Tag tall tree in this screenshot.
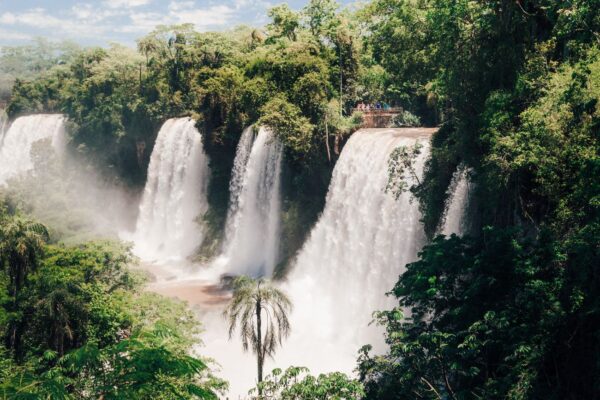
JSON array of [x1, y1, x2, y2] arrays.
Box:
[[304, 0, 340, 39], [0, 215, 48, 353], [223, 276, 292, 389], [267, 4, 300, 41], [0, 215, 48, 300], [36, 288, 81, 356]]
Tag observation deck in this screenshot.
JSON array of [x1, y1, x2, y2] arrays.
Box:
[[353, 107, 403, 128]]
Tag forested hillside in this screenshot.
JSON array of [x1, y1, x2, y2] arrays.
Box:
[[358, 1, 600, 399], [0, 0, 598, 399]]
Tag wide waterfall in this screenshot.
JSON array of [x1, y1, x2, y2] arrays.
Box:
[[134, 118, 210, 262], [276, 128, 432, 374], [217, 126, 283, 277], [0, 114, 66, 185], [440, 165, 472, 236]]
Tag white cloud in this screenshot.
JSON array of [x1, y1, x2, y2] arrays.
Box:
[[0, 27, 31, 42], [124, 11, 170, 33], [71, 4, 94, 19], [0, 12, 16, 24], [168, 1, 195, 12], [0, 7, 114, 40], [0, 8, 64, 29], [71, 3, 121, 22], [123, 2, 235, 33], [169, 4, 235, 27], [104, 0, 152, 9]]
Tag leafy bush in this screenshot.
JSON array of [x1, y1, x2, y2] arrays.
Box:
[[251, 366, 363, 400], [388, 110, 421, 127]]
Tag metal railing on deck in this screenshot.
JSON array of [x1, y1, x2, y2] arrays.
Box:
[[352, 107, 403, 114]]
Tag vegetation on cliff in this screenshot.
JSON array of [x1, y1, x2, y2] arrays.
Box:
[[359, 1, 599, 399], [0, 205, 225, 398]]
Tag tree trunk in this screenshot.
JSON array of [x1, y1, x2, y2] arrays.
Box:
[[325, 113, 331, 162], [256, 297, 263, 395], [139, 64, 143, 93]]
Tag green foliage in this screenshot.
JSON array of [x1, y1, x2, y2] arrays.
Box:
[[268, 5, 301, 41], [0, 38, 79, 102], [304, 0, 340, 39], [3, 328, 221, 399], [5, 0, 378, 185], [323, 99, 363, 137], [0, 214, 49, 299], [0, 209, 224, 398], [259, 96, 315, 157], [251, 366, 363, 399], [360, 0, 435, 116], [411, 123, 460, 237], [4, 2, 598, 398], [360, 229, 568, 399], [385, 142, 423, 200], [388, 110, 421, 127], [483, 47, 600, 231]]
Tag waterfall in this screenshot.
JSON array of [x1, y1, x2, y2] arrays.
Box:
[[0, 114, 66, 185], [217, 126, 283, 277], [439, 165, 472, 236], [133, 118, 210, 262], [273, 128, 432, 374]]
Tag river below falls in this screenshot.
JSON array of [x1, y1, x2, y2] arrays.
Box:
[[133, 261, 264, 398], [129, 128, 440, 399]]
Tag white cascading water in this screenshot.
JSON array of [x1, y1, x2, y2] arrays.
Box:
[[439, 165, 472, 236], [0, 111, 8, 146], [133, 118, 210, 262], [0, 114, 66, 185], [217, 126, 283, 277], [200, 128, 434, 397], [276, 128, 431, 373]]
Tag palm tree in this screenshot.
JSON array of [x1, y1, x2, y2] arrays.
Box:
[[37, 288, 80, 356], [0, 214, 49, 353], [224, 276, 292, 388], [0, 215, 49, 300]]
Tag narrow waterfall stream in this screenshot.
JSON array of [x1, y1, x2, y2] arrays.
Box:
[[0, 111, 8, 146], [216, 126, 283, 277], [133, 118, 210, 263], [0, 114, 66, 185], [439, 165, 472, 236]]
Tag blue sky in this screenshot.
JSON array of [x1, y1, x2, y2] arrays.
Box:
[[0, 0, 357, 47]]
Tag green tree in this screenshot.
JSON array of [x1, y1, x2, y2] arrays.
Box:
[[359, 230, 568, 399], [223, 276, 292, 388], [35, 288, 81, 356], [304, 0, 340, 39], [3, 328, 223, 399], [259, 95, 315, 157], [0, 215, 48, 300], [267, 5, 300, 41]]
